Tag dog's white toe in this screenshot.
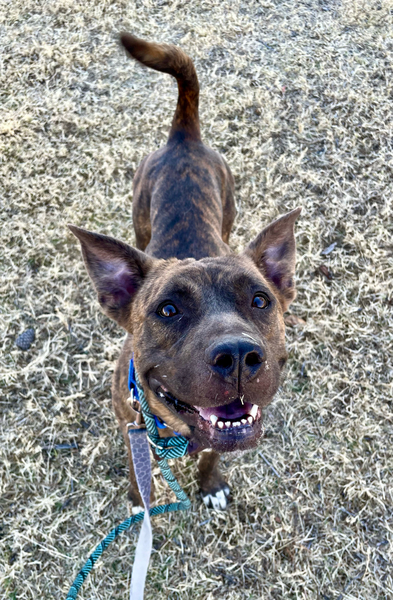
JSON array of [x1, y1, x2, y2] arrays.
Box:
[[132, 505, 144, 515], [202, 488, 229, 510]]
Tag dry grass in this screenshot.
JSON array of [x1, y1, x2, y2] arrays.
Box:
[[1, 0, 393, 598]]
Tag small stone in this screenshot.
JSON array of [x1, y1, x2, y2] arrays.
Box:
[[15, 328, 35, 351], [321, 241, 337, 256]]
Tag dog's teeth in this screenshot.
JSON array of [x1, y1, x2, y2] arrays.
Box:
[[250, 404, 258, 418], [217, 420, 224, 429], [233, 421, 240, 427], [210, 415, 218, 426], [248, 416, 254, 424], [225, 421, 231, 428], [241, 418, 247, 425]]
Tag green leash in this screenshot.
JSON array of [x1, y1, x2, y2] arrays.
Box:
[[65, 364, 190, 600]]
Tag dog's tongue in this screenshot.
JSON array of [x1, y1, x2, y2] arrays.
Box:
[[197, 398, 253, 421]]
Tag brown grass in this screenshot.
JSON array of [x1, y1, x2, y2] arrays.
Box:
[[1, 1, 392, 599]]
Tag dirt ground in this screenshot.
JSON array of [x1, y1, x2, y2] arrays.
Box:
[[1, 1, 392, 599]]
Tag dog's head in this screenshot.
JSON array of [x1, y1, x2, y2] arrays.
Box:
[[70, 208, 300, 453]]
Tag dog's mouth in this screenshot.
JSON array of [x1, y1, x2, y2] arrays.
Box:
[[155, 385, 262, 451]]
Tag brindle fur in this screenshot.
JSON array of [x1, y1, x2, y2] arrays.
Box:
[[70, 34, 301, 508]]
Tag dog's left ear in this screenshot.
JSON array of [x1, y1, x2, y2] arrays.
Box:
[[243, 207, 302, 312], [68, 225, 156, 329]]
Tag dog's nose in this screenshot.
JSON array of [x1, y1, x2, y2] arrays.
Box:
[[206, 337, 264, 383]]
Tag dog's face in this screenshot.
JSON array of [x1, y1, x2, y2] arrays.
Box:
[[70, 208, 300, 453]]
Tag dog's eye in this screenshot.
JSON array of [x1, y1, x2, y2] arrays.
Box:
[[158, 303, 178, 318], [252, 293, 270, 309]]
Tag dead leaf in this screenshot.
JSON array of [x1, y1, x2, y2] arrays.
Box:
[[319, 265, 333, 280], [285, 314, 306, 327]]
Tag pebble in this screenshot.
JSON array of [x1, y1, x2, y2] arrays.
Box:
[[15, 328, 35, 351]]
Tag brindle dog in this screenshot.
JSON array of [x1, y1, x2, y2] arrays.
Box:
[[70, 34, 301, 510]]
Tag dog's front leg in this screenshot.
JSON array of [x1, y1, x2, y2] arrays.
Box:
[[198, 450, 230, 510]]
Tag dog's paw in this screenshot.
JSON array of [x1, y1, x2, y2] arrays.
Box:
[[201, 484, 230, 510], [132, 505, 144, 515]]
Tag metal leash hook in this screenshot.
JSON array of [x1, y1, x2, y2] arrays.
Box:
[[126, 412, 143, 429], [127, 380, 144, 429]]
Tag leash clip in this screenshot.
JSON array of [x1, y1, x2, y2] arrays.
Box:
[[127, 411, 144, 430], [127, 385, 144, 429], [128, 393, 142, 414]]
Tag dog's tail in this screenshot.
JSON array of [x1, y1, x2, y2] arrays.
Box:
[[120, 33, 201, 143]]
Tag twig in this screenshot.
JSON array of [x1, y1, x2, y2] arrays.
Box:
[[259, 452, 281, 478]]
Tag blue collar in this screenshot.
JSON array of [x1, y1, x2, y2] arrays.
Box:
[[128, 358, 180, 434]]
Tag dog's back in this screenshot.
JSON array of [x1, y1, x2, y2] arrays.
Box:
[[120, 34, 236, 259]]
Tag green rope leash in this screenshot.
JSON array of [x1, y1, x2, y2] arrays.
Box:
[[65, 366, 190, 600]]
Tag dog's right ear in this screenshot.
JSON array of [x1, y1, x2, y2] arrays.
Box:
[[69, 225, 155, 329], [242, 208, 301, 312]]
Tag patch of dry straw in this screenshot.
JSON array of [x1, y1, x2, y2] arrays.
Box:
[[1, 0, 392, 599]]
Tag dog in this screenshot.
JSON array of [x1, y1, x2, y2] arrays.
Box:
[[70, 34, 301, 511]]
